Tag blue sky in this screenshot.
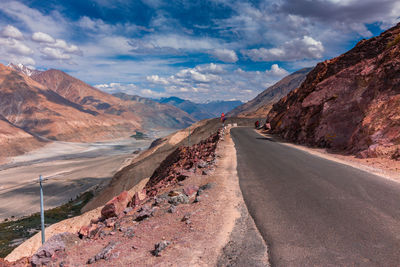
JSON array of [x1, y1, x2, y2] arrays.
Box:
[[0, 0, 398, 102]]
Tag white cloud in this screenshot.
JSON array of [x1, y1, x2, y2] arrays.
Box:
[[144, 63, 291, 102], [1, 25, 23, 39], [146, 75, 169, 85], [266, 64, 289, 76], [242, 36, 324, 61], [0, 38, 33, 56], [32, 32, 55, 43], [209, 48, 238, 63], [40, 47, 71, 60], [51, 39, 81, 54]]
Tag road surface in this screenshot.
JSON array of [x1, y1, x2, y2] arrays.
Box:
[[231, 127, 400, 266]]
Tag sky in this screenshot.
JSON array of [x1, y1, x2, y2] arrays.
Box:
[[0, 0, 399, 102]]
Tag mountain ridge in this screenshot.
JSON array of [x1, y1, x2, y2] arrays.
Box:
[[266, 22, 400, 159]]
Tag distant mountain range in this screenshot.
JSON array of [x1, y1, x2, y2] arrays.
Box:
[[228, 67, 312, 118], [0, 63, 195, 159], [155, 96, 243, 120]]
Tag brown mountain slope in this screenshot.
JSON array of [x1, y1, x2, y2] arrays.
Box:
[[0, 64, 137, 142], [112, 93, 195, 129], [227, 68, 312, 118], [31, 70, 195, 129], [266, 23, 400, 159], [0, 115, 43, 160]]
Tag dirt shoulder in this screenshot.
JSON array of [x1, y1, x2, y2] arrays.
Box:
[[257, 129, 400, 183]]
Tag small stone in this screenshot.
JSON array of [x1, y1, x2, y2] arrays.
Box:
[[123, 207, 133, 214], [181, 213, 191, 222], [152, 241, 171, 256], [168, 192, 189, 206], [168, 205, 177, 213], [194, 196, 202, 203], [124, 228, 135, 238], [87, 241, 119, 264], [183, 185, 199, 197], [135, 205, 154, 221]]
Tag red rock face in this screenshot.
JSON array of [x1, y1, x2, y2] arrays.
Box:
[[267, 23, 400, 159]]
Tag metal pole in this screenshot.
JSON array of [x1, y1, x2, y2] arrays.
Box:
[[39, 175, 45, 244]]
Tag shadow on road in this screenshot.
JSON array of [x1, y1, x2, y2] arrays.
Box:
[[255, 137, 276, 142]]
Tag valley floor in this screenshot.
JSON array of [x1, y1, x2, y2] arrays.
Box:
[[0, 132, 172, 221]]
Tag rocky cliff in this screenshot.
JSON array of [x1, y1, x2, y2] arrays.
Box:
[[266, 23, 400, 159], [228, 68, 312, 118]]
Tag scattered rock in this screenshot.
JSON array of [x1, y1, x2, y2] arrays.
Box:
[[101, 191, 130, 219], [135, 205, 155, 221], [183, 185, 199, 197], [123, 207, 133, 214], [194, 195, 202, 203], [87, 241, 119, 264], [199, 183, 215, 192], [197, 160, 208, 168], [123, 227, 135, 238], [392, 148, 400, 161], [32, 233, 79, 266], [181, 213, 191, 222], [168, 192, 189, 206], [152, 241, 171, 257], [168, 205, 177, 213]]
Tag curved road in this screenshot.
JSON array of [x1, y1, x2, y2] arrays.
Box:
[[231, 127, 400, 266]]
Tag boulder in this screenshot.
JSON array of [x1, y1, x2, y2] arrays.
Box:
[[31, 233, 79, 266], [101, 191, 130, 219]]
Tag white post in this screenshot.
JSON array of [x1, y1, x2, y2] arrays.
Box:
[[39, 175, 45, 244]]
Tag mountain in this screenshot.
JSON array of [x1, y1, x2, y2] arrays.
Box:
[[0, 63, 136, 143], [0, 114, 43, 159], [156, 97, 243, 120], [7, 63, 42, 77], [266, 23, 400, 159], [227, 68, 312, 118], [112, 92, 195, 129], [31, 70, 194, 129]]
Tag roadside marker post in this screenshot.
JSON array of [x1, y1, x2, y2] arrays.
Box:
[[39, 175, 45, 244]]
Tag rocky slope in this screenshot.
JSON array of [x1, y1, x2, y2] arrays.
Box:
[[228, 68, 312, 118], [0, 64, 136, 143], [31, 70, 194, 130], [266, 23, 400, 159], [0, 115, 43, 160]]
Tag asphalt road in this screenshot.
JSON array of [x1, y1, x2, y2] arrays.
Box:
[[231, 127, 400, 266]]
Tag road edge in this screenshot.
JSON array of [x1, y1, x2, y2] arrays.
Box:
[[217, 127, 271, 266]]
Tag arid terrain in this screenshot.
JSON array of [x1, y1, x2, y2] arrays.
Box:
[[0, 135, 166, 221]]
